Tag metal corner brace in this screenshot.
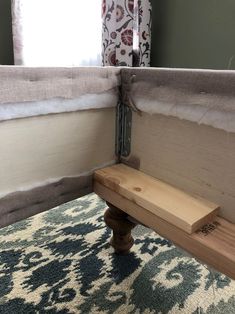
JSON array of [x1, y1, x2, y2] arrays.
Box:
[[116, 73, 141, 158], [115, 99, 132, 158]]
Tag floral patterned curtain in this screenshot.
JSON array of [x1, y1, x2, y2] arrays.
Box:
[[11, 0, 24, 65], [102, 0, 152, 67]]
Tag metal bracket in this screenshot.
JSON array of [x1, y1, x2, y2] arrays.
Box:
[[116, 73, 140, 158], [115, 100, 132, 158]]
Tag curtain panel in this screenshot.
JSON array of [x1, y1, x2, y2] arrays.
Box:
[[11, 0, 24, 65], [102, 0, 152, 67]]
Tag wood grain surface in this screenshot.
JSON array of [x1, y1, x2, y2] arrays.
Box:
[[94, 181, 235, 280], [94, 164, 219, 233]]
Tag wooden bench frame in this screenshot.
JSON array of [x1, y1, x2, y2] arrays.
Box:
[[94, 167, 235, 280]]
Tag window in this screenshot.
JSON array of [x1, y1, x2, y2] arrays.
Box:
[[13, 0, 102, 66]]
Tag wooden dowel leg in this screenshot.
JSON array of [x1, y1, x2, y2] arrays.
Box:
[[104, 202, 137, 254]]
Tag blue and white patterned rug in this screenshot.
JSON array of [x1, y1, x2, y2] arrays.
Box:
[[0, 193, 234, 314]]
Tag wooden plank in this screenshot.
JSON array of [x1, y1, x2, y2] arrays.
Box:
[[94, 164, 219, 234], [94, 182, 235, 280]]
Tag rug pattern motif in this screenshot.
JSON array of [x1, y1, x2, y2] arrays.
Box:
[[0, 193, 234, 313]]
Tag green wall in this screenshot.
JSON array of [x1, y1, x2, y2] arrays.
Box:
[[151, 0, 235, 69], [0, 0, 14, 65]]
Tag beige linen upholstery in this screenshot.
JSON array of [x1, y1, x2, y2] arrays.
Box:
[[0, 66, 120, 104], [122, 68, 235, 132], [0, 67, 119, 227]]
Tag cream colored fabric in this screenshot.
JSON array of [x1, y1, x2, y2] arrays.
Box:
[[0, 109, 116, 198], [121, 68, 235, 133], [0, 66, 120, 104]]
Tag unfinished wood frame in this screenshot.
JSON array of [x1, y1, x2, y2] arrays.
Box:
[[128, 112, 235, 223], [95, 67, 235, 280], [121, 68, 235, 224], [94, 181, 235, 280]]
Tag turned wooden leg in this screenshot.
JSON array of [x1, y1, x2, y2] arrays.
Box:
[[104, 202, 137, 254]]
